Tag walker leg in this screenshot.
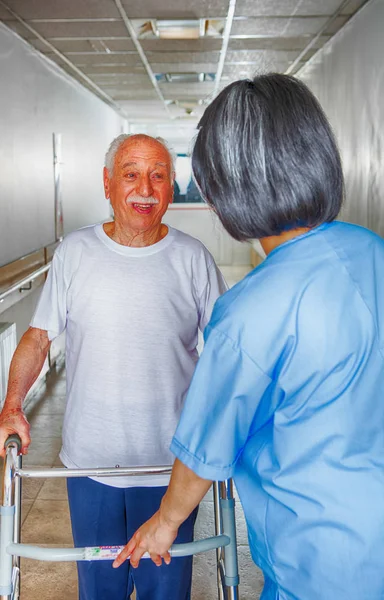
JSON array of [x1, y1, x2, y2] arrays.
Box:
[[0, 441, 18, 600], [220, 480, 240, 600], [11, 454, 22, 600], [213, 482, 225, 600]]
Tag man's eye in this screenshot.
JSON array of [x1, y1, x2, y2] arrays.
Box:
[[153, 173, 164, 180], [124, 173, 136, 179]]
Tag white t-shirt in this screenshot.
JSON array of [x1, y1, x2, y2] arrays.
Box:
[[31, 224, 227, 487]]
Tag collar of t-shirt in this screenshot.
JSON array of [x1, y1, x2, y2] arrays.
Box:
[[94, 223, 176, 257]]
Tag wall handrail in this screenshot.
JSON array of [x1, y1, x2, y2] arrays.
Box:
[[0, 264, 51, 303]]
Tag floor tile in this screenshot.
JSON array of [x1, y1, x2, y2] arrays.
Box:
[[52, 453, 64, 467], [27, 395, 66, 418], [21, 437, 62, 467], [38, 477, 68, 501], [237, 545, 264, 599], [22, 499, 73, 545], [21, 500, 34, 525], [29, 414, 64, 437], [44, 378, 67, 396], [192, 549, 220, 599], [22, 476, 45, 501], [20, 552, 78, 600]]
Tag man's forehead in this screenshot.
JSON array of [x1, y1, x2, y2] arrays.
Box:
[[116, 138, 170, 167], [121, 160, 168, 169]]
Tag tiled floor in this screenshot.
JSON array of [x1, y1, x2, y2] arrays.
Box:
[[13, 264, 264, 599]]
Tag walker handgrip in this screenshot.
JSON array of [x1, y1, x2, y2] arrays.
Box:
[[4, 434, 22, 451]]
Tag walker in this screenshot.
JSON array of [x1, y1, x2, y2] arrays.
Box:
[[0, 435, 240, 599]]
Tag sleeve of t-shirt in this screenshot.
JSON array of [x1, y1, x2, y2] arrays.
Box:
[[198, 262, 228, 332], [170, 326, 272, 481], [30, 251, 68, 341]]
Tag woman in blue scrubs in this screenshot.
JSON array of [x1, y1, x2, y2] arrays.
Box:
[[114, 74, 384, 599]]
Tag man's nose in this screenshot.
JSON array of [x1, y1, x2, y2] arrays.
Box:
[[137, 175, 153, 197]]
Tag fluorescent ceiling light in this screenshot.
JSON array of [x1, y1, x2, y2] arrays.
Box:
[[135, 19, 224, 40], [156, 20, 200, 39], [155, 73, 216, 84]]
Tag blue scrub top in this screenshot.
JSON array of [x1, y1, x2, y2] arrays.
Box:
[[171, 221, 384, 600]]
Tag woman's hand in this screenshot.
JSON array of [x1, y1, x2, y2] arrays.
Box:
[[113, 510, 178, 569]]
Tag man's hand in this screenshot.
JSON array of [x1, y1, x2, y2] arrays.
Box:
[[113, 510, 178, 569], [0, 407, 30, 457]]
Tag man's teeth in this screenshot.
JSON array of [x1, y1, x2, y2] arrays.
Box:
[[134, 203, 152, 208]]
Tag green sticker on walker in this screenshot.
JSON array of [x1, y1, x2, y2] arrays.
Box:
[[84, 545, 124, 561]]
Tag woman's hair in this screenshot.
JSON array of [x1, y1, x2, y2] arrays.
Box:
[[192, 73, 344, 240]]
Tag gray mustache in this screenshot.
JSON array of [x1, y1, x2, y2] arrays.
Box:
[[126, 196, 159, 205]]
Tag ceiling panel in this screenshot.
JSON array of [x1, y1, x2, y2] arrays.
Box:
[[324, 15, 349, 34], [228, 35, 331, 50], [160, 82, 215, 98], [111, 89, 159, 100], [225, 49, 297, 64], [31, 38, 136, 53], [5, 20, 129, 38], [89, 72, 148, 82], [1, 0, 121, 19], [58, 53, 141, 66], [230, 16, 328, 37], [140, 39, 222, 52], [82, 64, 145, 74], [222, 62, 291, 79], [235, 0, 343, 17], [151, 62, 218, 73], [147, 51, 220, 64], [0, 6, 12, 19], [118, 100, 170, 121], [340, 0, 369, 15], [105, 88, 157, 97], [98, 74, 154, 86], [120, 0, 229, 19]]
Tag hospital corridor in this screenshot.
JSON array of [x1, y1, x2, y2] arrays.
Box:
[[1, 0, 384, 598]]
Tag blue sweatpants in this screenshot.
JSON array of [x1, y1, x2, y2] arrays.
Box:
[[67, 478, 198, 600]]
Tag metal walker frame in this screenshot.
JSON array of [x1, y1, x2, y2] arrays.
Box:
[[0, 435, 240, 599]]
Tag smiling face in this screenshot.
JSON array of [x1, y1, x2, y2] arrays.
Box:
[[103, 135, 174, 235]]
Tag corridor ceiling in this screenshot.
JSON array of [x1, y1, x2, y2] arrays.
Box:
[[0, 0, 369, 123]]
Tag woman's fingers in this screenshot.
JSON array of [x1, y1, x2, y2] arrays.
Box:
[[112, 538, 136, 568], [127, 544, 149, 568], [148, 552, 162, 568], [113, 511, 177, 568]]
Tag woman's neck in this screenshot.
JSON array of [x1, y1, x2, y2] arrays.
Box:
[[260, 227, 311, 256]]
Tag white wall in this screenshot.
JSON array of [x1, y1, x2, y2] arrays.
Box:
[[165, 204, 250, 265], [0, 22, 125, 267], [299, 0, 384, 236], [0, 22, 125, 351]]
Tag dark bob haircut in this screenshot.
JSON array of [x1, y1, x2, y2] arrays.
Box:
[[192, 73, 344, 241]]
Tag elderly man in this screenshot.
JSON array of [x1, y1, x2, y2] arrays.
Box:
[[0, 134, 227, 600]]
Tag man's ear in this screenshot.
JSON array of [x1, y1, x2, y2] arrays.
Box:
[[103, 167, 110, 199]]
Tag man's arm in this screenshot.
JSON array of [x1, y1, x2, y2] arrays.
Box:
[[113, 458, 212, 568], [0, 327, 51, 456]]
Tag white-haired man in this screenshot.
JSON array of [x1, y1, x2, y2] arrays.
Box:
[[0, 134, 227, 600]]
